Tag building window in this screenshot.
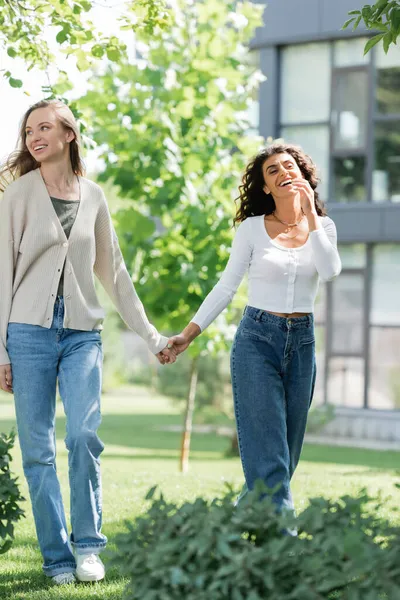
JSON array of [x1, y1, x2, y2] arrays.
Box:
[[333, 37, 370, 67], [278, 37, 400, 205], [371, 245, 400, 326], [280, 42, 331, 124], [326, 244, 367, 409], [375, 44, 400, 115]]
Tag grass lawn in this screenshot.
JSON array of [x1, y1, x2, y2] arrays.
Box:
[[1, 384, 399, 600]]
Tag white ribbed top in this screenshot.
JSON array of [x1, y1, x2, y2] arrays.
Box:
[[192, 215, 341, 331], [0, 169, 168, 364]]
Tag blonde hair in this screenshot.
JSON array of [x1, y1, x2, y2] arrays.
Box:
[[0, 99, 85, 192]]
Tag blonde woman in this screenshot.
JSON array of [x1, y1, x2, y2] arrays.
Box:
[[0, 100, 175, 584]]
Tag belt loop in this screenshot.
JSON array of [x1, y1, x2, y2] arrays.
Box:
[[256, 309, 263, 322]]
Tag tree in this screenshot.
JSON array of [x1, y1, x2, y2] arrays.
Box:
[[0, 0, 170, 89], [78, 0, 264, 471], [343, 0, 400, 54]]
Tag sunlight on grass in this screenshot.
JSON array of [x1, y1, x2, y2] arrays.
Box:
[[1, 385, 399, 599]]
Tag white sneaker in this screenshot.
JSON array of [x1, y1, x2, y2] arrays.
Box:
[[75, 553, 105, 582], [52, 572, 76, 585]]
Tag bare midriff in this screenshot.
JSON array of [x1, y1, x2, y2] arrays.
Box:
[[266, 311, 311, 318]]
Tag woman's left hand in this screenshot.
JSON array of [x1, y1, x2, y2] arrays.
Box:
[[156, 346, 177, 365], [292, 178, 317, 216]]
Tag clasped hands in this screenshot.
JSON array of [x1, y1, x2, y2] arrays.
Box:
[[155, 323, 200, 365]]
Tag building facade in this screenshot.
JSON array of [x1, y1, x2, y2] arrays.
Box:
[[252, 0, 400, 415]]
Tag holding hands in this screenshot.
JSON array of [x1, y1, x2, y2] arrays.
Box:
[[157, 322, 201, 366]]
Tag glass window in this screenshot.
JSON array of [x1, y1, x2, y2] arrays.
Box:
[[338, 244, 366, 269], [331, 273, 365, 355], [333, 156, 366, 202], [327, 357, 364, 408], [369, 328, 400, 410], [280, 125, 329, 199], [334, 38, 370, 67], [281, 43, 331, 124], [371, 245, 400, 326], [373, 121, 400, 203], [375, 44, 400, 115], [332, 69, 368, 152], [376, 42, 400, 69]]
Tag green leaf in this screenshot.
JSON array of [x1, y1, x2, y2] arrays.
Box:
[[56, 29, 68, 44], [391, 8, 400, 35], [364, 32, 385, 54], [91, 44, 105, 58], [79, 0, 92, 11], [383, 30, 393, 53], [352, 15, 362, 31], [106, 47, 120, 62], [9, 77, 23, 88], [370, 21, 389, 32], [342, 17, 356, 30], [7, 48, 17, 58], [145, 485, 158, 500]]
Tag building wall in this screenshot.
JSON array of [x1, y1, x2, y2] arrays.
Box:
[[252, 0, 400, 411]]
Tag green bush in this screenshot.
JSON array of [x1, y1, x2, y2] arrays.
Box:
[[0, 429, 25, 554], [113, 483, 400, 599]]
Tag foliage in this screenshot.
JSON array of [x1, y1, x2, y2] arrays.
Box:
[[305, 404, 335, 434], [78, 0, 264, 357], [0, 0, 170, 89], [0, 429, 25, 555], [113, 482, 400, 599], [343, 0, 400, 54], [156, 352, 228, 407]]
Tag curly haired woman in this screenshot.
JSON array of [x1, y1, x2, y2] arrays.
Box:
[[168, 143, 341, 514]]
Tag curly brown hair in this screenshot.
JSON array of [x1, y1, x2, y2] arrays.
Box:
[[234, 142, 327, 225]]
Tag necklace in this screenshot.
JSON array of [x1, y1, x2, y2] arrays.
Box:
[[272, 209, 305, 228]]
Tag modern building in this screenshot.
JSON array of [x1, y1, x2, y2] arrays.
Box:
[[251, 0, 400, 442]]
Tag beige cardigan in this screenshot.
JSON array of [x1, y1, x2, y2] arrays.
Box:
[[0, 169, 168, 364]]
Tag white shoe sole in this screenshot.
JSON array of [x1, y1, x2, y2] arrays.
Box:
[[76, 573, 105, 583]]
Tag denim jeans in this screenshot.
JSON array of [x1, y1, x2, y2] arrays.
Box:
[[231, 306, 316, 511], [7, 297, 107, 577]]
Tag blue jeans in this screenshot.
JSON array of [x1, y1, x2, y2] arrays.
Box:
[[231, 306, 316, 511], [7, 297, 107, 577]]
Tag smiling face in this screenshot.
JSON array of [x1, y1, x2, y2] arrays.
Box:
[[25, 106, 75, 164], [262, 152, 304, 200]]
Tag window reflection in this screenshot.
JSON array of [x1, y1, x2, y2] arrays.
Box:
[[369, 328, 400, 410], [332, 70, 368, 152], [281, 43, 331, 124], [373, 121, 400, 203], [333, 156, 366, 202]]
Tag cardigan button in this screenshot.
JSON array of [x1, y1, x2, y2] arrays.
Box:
[[62, 242, 68, 247]]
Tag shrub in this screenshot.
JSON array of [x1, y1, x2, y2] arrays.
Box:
[[0, 429, 25, 554], [113, 482, 400, 599]]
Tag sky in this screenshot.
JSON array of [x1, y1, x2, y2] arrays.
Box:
[[0, 2, 131, 171]]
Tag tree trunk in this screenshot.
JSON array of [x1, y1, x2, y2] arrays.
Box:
[[179, 356, 198, 473]]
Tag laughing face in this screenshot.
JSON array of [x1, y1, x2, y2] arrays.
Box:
[[25, 106, 75, 163], [262, 152, 304, 199]]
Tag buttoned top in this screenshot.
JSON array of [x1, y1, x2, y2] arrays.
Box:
[[0, 169, 168, 364], [192, 215, 342, 331]]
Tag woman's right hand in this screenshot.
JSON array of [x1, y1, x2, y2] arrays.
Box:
[[0, 364, 13, 394], [167, 334, 192, 357], [167, 323, 201, 357]]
